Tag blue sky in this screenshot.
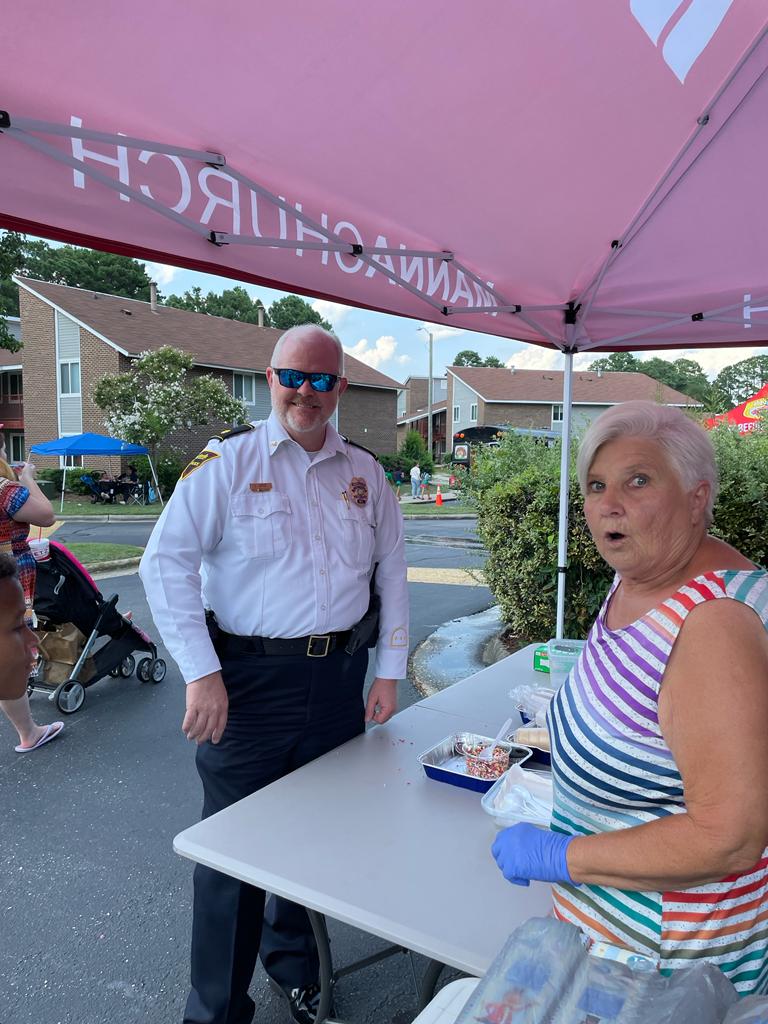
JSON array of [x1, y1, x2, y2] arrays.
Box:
[[144, 258, 768, 387]]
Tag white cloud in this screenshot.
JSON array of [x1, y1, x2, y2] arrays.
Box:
[[634, 346, 768, 380], [396, 354, 411, 365], [344, 335, 404, 369], [312, 299, 351, 328], [144, 261, 179, 287], [504, 347, 597, 372]]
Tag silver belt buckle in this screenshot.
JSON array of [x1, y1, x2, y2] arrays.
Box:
[[307, 634, 331, 657]]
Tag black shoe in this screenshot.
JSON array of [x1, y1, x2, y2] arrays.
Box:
[[268, 979, 333, 1024]]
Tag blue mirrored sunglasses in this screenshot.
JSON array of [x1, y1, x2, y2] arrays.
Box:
[[272, 367, 339, 392]]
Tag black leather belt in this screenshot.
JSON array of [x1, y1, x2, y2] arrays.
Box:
[[216, 629, 352, 658]]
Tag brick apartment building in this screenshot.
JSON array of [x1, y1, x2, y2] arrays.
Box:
[[11, 277, 400, 469], [396, 365, 701, 455], [0, 317, 24, 463]]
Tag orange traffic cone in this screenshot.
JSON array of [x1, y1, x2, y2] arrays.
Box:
[[435, 485, 443, 507]]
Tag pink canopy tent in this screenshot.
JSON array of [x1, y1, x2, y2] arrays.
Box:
[[2, 1, 768, 635]]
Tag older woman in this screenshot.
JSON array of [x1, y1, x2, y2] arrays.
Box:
[[492, 400, 768, 994]]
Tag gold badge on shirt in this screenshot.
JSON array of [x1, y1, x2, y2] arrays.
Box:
[[348, 477, 368, 506], [180, 448, 220, 480]]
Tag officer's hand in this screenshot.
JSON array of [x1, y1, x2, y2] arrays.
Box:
[[365, 677, 398, 724], [183, 672, 228, 745]]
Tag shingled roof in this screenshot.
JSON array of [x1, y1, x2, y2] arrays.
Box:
[[14, 278, 399, 390], [448, 366, 701, 406]]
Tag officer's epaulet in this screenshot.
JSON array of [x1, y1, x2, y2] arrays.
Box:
[[210, 423, 256, 443], [341, 434, 379, 462]]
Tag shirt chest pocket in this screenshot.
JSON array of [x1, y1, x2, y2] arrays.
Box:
[[338, 506, 375, 571], [231, 491, 292, 560]]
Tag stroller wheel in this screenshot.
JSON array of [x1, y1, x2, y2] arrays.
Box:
[[119, 655, 136, 678], [109, 666, 121, 678], [54, 680, 85, 714], [137, 657, 152, 683], [150, 659, 167, 684]]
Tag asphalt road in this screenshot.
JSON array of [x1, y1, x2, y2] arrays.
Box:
[[0, 519, 492, 1024]]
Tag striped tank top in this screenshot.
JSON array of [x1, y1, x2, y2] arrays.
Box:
[[547, 569, 768, 995]]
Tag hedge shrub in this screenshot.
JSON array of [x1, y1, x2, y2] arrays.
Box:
[[469, 425, 768, 644]]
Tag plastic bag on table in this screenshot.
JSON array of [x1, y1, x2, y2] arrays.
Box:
[[508, 684, 555, 725], [454, 917, 737, 1024], [723, 997, 768, 1023]]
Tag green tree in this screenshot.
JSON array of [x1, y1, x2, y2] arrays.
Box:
[[589, 352, 640, 373], [712, 356, 768, 409], [0, 232, 25, 351], [92, 346, 247, 471], [268, 294, 331, 332], [483, 355, 504, 367], [640, 356, 711, 404], [398, 429, 433, 473], [1, 236, 156, 329], [166, 284, 269, 325], [453, 349, 484, 367]]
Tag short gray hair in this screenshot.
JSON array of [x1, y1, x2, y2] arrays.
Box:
[[270, 324, 345, 375], [576, 401, 719, 526]]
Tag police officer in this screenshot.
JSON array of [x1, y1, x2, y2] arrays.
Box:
[[140, 325, 408, 1024]]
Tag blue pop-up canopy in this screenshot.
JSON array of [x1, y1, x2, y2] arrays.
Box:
[[30, 433, 162, 511]]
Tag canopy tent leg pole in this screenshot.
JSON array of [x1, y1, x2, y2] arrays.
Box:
[[147, 455, 164, 507], [555, 349, 574, 640], [59, 465, 67, 513]]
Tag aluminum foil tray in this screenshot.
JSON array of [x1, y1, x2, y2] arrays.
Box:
[[418, 733, 532, 794]]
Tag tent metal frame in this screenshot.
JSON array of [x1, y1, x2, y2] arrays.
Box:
[[3, 26, 767, 637]]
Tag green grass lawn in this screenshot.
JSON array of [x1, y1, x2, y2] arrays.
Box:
[[401, 500, 475, 515], [63, 542, 145, 566], [54, 498, 162, 517]]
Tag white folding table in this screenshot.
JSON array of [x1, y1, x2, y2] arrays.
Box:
[[174, 645, 552, 1020]]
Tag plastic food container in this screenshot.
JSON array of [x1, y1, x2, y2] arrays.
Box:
[[418, 734, 532, 794], [547, 638, 586, 688], [456, 735, 512, 781], [481, 763, 554, 830]]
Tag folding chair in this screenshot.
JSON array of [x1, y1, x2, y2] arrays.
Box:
[[126, 484, 144, 506]]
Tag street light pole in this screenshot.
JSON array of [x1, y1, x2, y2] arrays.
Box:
[[418, 327, 434, 458]]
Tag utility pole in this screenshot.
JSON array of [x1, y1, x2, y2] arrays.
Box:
[[418, 327, 434, 458]]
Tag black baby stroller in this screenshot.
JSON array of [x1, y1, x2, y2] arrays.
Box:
[[30, 540, 166, 714]]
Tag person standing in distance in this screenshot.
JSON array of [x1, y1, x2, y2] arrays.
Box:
[[140, 324, 409, 1024]]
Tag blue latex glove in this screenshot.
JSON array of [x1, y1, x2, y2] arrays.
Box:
[[491, 823, 579, 887]]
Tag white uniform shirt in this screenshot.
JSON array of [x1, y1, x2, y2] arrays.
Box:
[[139, 413, 409, 684]]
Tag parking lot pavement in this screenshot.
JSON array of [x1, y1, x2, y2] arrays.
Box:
[[1, 533, 492, 1024]]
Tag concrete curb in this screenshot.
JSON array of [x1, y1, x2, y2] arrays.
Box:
[[402, 514, 477, 520], [80, 556, 142, 573], [56, 514, 160, 523]]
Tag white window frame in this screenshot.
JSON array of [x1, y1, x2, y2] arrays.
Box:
[[552, 403, 564, 424], [59, 454, 83, 468], [5, 372, 23, 403], [59, 360, 81, 397], [453, 405, 460, 423], [8, 433, 24, 462], [470, 403, 478, 422], [233, 371, 256, 405]]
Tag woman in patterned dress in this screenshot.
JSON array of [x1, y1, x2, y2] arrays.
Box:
[[492, 401, 768, 994], [0, 441, 63, 752]]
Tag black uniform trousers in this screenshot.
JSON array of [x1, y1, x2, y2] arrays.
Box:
[[183, 641, 368, 1024]]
